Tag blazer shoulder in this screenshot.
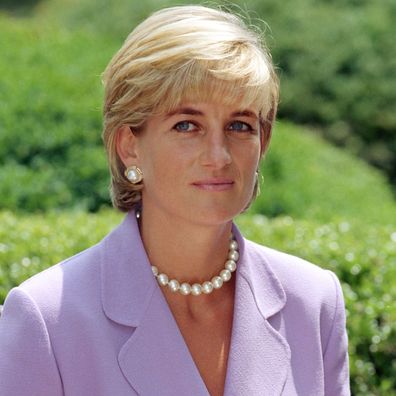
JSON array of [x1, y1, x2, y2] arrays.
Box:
[[12, 239, 105, 323], [244, 239, 341, 309], [21, 241, 102, 290]]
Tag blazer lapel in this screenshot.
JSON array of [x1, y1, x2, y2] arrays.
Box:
[[224, 227, 291, 396], [100, 211, 209, 395], [118, 287, 209, 395]]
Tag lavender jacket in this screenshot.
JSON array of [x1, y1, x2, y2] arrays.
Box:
[[0, 212, 350, 395]]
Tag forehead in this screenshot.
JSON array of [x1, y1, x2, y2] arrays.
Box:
[[155, 77, 266, 118], [163, 102, 260, 119]]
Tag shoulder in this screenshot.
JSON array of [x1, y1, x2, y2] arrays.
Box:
[[8, 240, 105, 325], [243, 238, 347, 359], [21, 240, 102, 290], [243, 238, 342, 310]]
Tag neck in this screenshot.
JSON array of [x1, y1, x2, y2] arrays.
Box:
[[138, 207, 233, 283]]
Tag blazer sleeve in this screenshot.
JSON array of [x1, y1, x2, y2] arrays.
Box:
[[323, 271, 350, 396], [0, 287, 64, 396]]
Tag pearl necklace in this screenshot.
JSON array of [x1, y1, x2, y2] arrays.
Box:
[[152, 237, 238, 296], [136, 209, 239, 296]]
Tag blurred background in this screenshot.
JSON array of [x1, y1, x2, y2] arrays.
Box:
[[0, 0, 395, 394]]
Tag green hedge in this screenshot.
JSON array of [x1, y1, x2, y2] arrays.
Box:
[[0, 16, 113, 211], [252, 0, 396, 185], [255, 122, 396, 225], [0, 210, 395, 395]]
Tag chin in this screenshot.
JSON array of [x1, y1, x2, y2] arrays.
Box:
[[188, 204, 244, 226]]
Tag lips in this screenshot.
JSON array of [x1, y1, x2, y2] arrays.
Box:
[[192, 179, 234, 191]]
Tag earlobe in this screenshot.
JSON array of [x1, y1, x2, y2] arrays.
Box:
[[115, 125, 139, 166]]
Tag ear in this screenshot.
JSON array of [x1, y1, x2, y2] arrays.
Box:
[[260, 106, 275, 157], [115, 125, 140, 167], [260, 120, 272, 157]]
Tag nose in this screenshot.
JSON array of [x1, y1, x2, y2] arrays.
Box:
[[200, 131, 232, 169]]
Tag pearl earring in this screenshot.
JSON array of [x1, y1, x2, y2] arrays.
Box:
[[125, 165, 143, 184]]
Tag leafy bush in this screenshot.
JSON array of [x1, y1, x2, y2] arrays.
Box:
[[0, 16, 114, 211], [0, 210, 122, 302], [253, 122, 396, 225], [0, 0, 41, 14], [250, 0, 396, 186], [0, 209, 395, 395]]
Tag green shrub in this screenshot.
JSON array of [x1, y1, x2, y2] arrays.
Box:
[[253, 122, 396, 225], [0, 16, 115, 211], [0, 209, 395, 395], [251, 0, 396, 185], [0, 210, 122, 301]]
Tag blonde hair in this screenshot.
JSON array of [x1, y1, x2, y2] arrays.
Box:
[[102, 5, 279, 212]]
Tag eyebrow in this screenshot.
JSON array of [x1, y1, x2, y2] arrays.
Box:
[[164, 107, 258, 119], [165, 107, 203, 118], [231, 110, 258, 119]]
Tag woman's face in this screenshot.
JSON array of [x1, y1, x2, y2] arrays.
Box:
[[132, 101, 261, 226]]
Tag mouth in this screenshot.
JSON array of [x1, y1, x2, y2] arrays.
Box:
[[191, 179, 235, 191]]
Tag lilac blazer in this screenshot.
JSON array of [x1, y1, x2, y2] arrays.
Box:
[[0, 211, 350, 395]]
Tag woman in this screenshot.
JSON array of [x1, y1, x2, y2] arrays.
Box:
[[0, 5, 350, 395]]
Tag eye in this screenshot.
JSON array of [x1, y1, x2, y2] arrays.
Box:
[[228, 121, 254, 132], [173, 121, 198, 132]]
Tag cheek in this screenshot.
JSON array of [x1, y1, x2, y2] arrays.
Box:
[[140, 144, 188, 184], [235, 142, 261, 172]]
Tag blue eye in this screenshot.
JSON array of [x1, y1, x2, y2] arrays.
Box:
[[173, 121, 197, 132], [229, 121, 253, 132]]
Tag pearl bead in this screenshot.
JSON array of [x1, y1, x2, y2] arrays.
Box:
[[220, 269, 231, 282], [191, 283, 202, 296], [147, 227, 239, 296], [212, 276, 223, 289], [151, 266, 159, 276], [158, 273, 169, 286], [225, 260, 237, 272], [127, 169, 139, 182], [180, 283, 192, 295], [230, 240, 238, 250], [229, 250, 239, 261], [168, 279, 180, 292], [202, 281, 214, 294]]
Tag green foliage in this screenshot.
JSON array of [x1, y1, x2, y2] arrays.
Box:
[[252, 122, 396, 225], [0, 16, 114, 211], [0, 209, 395, 395], [34, 0, 166, 40], [0, 0, 41, 15], [249, 0, 396, 185], [0, 210, 122, 301]]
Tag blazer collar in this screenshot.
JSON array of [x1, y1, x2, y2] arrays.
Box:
[[101, 210, 157, 327], [101, 211, 291, 395], [224, 226, 291, 395]]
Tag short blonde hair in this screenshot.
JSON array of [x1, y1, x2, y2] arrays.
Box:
[[102, 5, 279, 212]]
